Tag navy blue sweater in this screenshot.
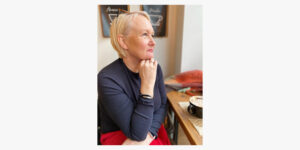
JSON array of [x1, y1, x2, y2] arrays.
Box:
[[98, 58, 168, 141]]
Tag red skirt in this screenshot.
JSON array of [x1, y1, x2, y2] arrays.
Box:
[[100, 125, 171, 145]]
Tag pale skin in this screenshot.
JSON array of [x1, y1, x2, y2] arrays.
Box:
[[117, 15, 157, 145]]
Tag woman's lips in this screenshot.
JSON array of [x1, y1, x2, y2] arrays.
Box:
[[147, 49, 154, 52]]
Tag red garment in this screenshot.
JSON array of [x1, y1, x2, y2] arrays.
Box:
[[100, 125, 171, 145]]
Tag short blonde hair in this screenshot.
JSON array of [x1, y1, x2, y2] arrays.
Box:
[[110, 11, 151, 58]]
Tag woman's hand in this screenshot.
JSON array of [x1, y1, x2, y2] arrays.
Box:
[[139, 58, 158, 98], [122, 132, 155, 145]]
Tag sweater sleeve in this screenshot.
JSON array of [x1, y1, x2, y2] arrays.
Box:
[[149, 65, 168, 137], [99, 73, 154, 141]]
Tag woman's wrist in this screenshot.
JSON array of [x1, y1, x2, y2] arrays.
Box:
[[140, 86, 153, 97], [148, 132, 156, 140]]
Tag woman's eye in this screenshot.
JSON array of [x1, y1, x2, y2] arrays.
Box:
[[142, 33, 148, 36]]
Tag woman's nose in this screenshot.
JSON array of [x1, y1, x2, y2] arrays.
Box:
[[149, 36, 156, 46]]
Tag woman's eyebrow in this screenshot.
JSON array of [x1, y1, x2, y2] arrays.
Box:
[[139, 29, 154, 35], [139, 29, 149, 33], [144, 29, 154, 33]]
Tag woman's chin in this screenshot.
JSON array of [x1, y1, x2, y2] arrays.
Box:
[[145, 54, 154, 59]]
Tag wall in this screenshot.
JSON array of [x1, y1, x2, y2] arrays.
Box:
[[180, 5, 203, 72], [97, 6, 118, 72], [97, 5, 202, 78], [173, 6, 184, 74]]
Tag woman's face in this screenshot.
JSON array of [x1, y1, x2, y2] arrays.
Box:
[[123, 15, 156, 60]]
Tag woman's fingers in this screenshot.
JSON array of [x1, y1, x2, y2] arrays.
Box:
[[145, 59, 150, 66], [154, 60, 158, 67], [150, 58, 154, 63], [148, 58, 156, 67], [139, 58, 157, 71], [140, 60, 145, 66]]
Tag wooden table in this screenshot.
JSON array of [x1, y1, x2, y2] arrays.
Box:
[[167, 91, 203, 145]]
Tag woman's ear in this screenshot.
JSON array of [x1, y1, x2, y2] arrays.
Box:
[[117, 35, 128, 50]]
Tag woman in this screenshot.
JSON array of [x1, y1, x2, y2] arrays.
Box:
[[98, 11, 171, 145]]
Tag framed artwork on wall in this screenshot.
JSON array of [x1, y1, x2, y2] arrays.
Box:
[[141, 5, 167, 37], [99, 5, 129, 37]]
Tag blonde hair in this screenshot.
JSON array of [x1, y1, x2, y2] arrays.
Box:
[[110, 11, 151, 58]]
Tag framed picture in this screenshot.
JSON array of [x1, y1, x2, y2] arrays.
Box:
[[141, 5, 167, 37], [99, 5, 129, 37]]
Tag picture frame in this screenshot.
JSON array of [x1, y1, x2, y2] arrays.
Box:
[[99, 5, 129, 37], [141, 5, 168, 37]]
